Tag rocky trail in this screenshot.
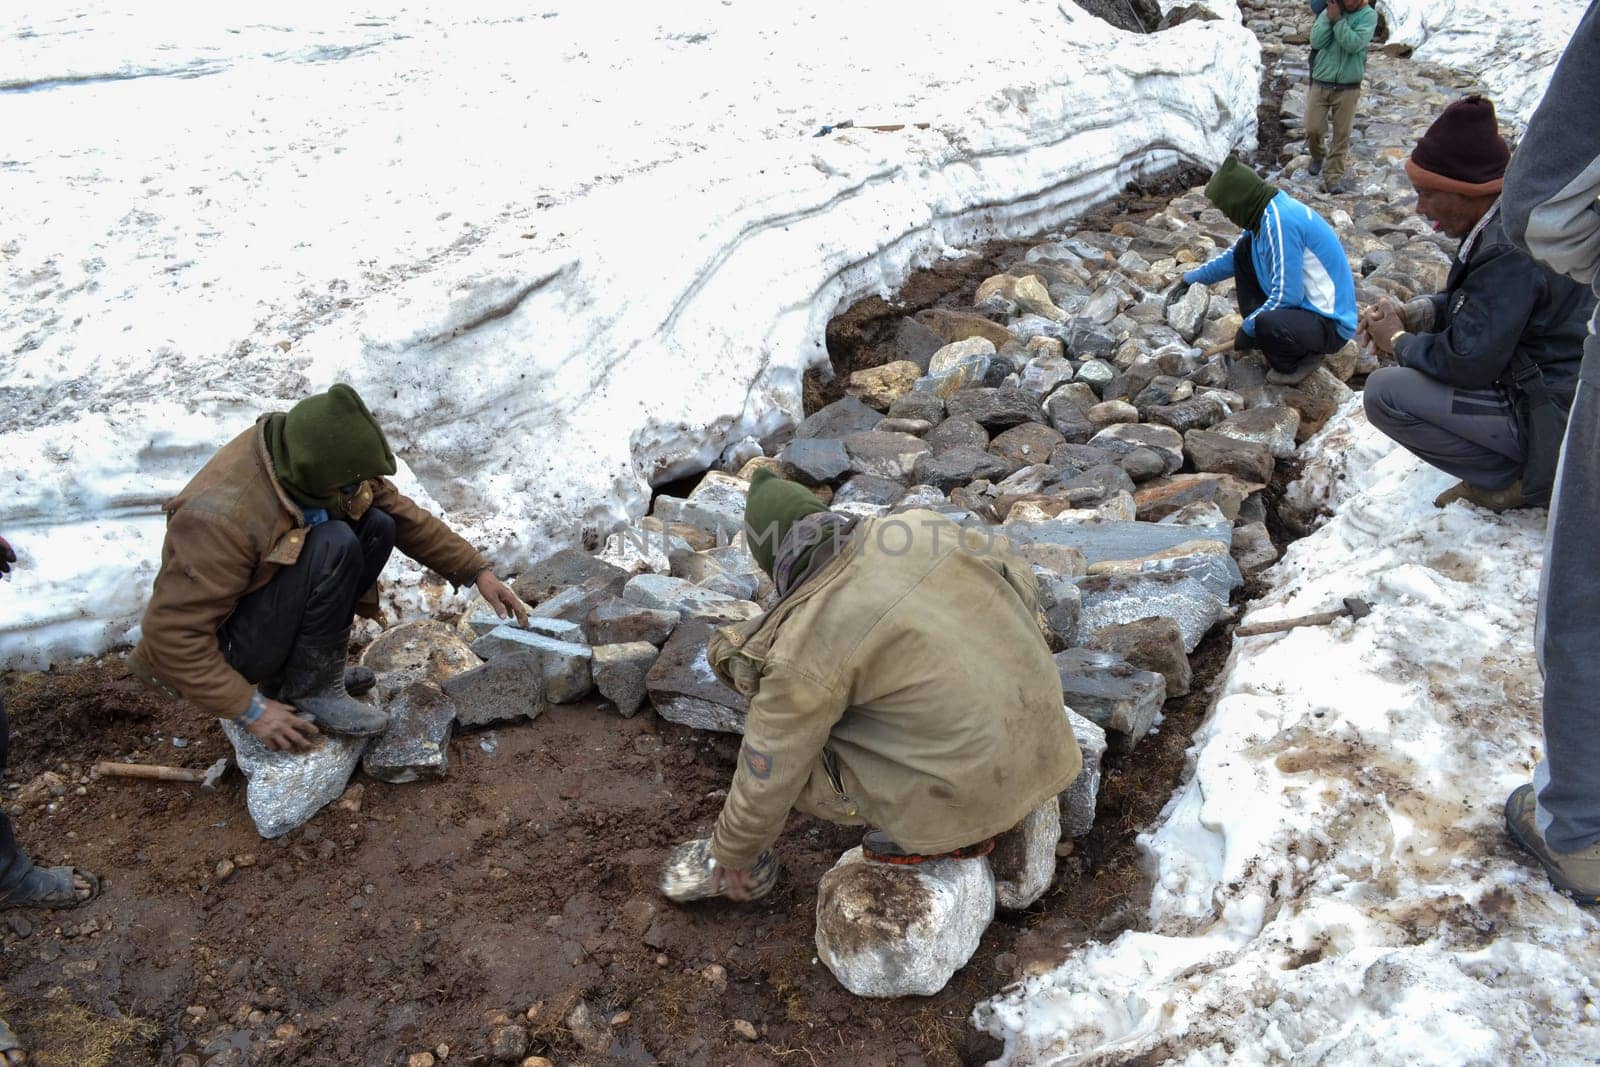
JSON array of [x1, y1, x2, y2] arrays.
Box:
[[0, 1, 1511, 1063]]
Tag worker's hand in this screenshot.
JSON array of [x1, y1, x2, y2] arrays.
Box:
[[248, 699, 320, 753], [712, 864, 760, 902], [1365, 302, 1407, 356], [0, 534, 15, 578], [476, 569, 529, 627], [1326, 0, 1343, 20]]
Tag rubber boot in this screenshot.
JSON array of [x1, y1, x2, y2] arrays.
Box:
[[278, 631, 388, 737]]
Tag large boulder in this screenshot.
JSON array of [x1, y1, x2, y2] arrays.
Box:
[[778, 438, 852, 486], [1086, 617, 1191, 698], [815, 847, 995, 998], [645, 620, 750, 733], [221, 720, 369, 839], [442, 651, 548, 727], [794, 397, 884, 441], [945, 387, 1043, 431], [363, 681, 456, 783], [360, 620, 480, 702]]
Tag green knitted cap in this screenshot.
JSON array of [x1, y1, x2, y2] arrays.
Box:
[[743, 467, 827, 577], [267, 383, 397, 509], [1204, 154, 1278, 230]]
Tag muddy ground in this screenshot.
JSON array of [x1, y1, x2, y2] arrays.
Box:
[[0, 8, 1308, 1062]]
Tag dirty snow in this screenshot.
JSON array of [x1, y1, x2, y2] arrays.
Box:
[[1378, 0, 1586, 124], [975, 404, 1600, 1063], [0, 0, 1260, 669]]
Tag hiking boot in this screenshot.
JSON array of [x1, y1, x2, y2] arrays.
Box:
[[278, 630, 388, 737], [659, 838, 780, 903], [1307, 157, 1324, 177], [861, 830, 995, 865], [1433, 479, 1527, 511], [1505, 784, 1600, 905], [1266, 357, 1323, 386]]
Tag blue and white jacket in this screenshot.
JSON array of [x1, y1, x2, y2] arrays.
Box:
[[1185, 191, 1358, 341]]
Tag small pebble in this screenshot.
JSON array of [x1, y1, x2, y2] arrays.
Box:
[[521, 1059, 554, 1067], [215, 859, 236, 882], [274, 1023, 298, 1040], [732, 1018, 758, 1041], [610, 1010, 632, 1026], [407, 1055, 436, 1067], [235, 854, 257, 868]]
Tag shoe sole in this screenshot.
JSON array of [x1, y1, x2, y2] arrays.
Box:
[[1504, 795, 1600, 906]]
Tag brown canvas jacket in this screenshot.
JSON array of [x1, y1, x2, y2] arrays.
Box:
[[129, 417, 489, 717], [705, 510, 1082, 871]]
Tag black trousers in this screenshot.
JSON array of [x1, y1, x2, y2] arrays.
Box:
[[0, 696, 29, 895], [219, 508, 395, 687], [1234, 232, 1346, 373]]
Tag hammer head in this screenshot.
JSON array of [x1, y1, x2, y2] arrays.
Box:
[[200, 758, 230, 790], [1343, 597, 1372, 620]]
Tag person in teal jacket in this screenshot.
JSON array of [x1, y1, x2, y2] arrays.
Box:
[[1305, 0, 1378, 194]]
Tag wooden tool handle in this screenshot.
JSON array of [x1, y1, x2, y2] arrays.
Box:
[[93, 762, 206, 783]]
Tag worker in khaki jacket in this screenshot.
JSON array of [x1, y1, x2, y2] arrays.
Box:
[[130, 385, 525, 753], [660, 469, 1081, 903]]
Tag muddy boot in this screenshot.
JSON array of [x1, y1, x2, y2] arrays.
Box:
[[1505, 784, 1600, 905], [659, 838, 779, 903], [278, 631, 388, 737], [1307, 156, 1324, 177], [1433, 479, 1527, 511]]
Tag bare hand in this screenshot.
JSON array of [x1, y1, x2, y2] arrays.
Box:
[[712, 864, 759, 902], [1326, 0, 1343, 21], [476, 570, 529, 627], [248, 699, 320, 753], [1364, 302, 1407, 356]]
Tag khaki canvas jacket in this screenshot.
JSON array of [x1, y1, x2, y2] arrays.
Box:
[[130, 417, 490, 718], [706, 509, 1081, 871]]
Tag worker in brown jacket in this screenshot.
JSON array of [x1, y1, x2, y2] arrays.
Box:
[[129, 385, 525, 752], [660, 469, 1081, 903]]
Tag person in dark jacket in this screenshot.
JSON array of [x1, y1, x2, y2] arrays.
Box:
[[1361, 95, 1598, 510], [1499, 0, 1600, 904], [1305, 0, 1378, 194], [130, 385, 527, 752]]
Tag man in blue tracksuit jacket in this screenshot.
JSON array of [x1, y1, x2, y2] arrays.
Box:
[[1184, 154, 1359, 384]]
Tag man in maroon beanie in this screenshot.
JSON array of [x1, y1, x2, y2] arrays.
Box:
[[1360, 95, 1597, 509]]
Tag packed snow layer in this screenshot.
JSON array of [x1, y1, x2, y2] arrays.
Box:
[[975, 406, 1600, 1064], [0, 0, 1260, 669], [1377, 0, 1587, 125]]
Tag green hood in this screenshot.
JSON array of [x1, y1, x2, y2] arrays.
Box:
[[743, 467, 827, 578], [265, 383, 397, 510], [1204, 154, 1278, 231]]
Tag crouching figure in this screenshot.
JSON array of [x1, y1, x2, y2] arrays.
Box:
[[661, 469, 1081, 903]]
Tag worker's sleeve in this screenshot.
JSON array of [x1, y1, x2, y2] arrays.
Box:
[[1309, 11, 1333, 49], [1330, 7, 1376, 54], [369, 479, 491, 587], [709, 664, 849, 871], [1184, 237, 1241, 286], [1395, 244, 1538, 388], [1242, 201, 1305, 334], [139, 513, 259, 718], [1501, 0, 1600, 287]]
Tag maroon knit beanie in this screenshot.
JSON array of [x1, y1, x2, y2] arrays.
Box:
[[1405, 95, 1510, 195]]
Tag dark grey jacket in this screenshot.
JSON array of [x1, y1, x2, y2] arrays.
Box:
[[1502, 0, 1600, 380], [1395, 210, 1595, 410]]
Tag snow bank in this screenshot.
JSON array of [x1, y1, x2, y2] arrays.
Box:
[[1377, 0, 1587, 125], [0, 0, 1259, 669], [975, 405, 1600, 1064]]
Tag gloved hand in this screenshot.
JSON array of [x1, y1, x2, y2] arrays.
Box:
[[0, 535, 14, 578]]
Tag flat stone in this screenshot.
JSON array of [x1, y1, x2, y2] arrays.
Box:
[[651, 471, 750, 540], [1184, 429, 1275, 484], [888, 317, 947, 373], [815, 847, 995, 998], [471, 625, 594, 703], [1166, 282, 1210, 342], [596, 522, 690, 576], [1076, 570, 1230, 653], [592, 642, 659, 717], [1043, 390, 1094, 443], [585, 598, 680, 647], [1211, 406, 1301, 460], [1089, 424, 1184, 475], [1059, 708, 1108, 837], [360, 620, 480, 702], [1118, 447, 1169, 484], [925, 413, 989, 454], [644, 620, 750, 733], [363, 681, 455, 783], [623, 573, 741, 620], [511, 549, 630, 608], [843, 431, 932, 481], [1075, 359, 1117, 390], [1087, 540, 1241, 603], [945, 387, 1043, 431], [1087, 618, 1191, 698], [877, 417, 933, 436], [1054, 649, 1165, 745], [887, 392, 946, 424], [1086, 399, 1139, 429], [912, 447, 1017, 493], [990, 423, 1066, 467], [1231, 521, 1279, 577], [1133, 473, 1260, 523], [850, 360, 921, 410], [442, 651, 547, 727], [699, 570, 759, 602], [915, 308, 1016, 349], [991, 799, 1061, 911], [1146, 395, 1227, 434], [1004, 517, 1232, 566], [1058, 464, 1136, 506], [795, 397, 885, 441], [1034, 574, 1082, 648], [221, 719, 369, 839], [778, 439, 852, 486], [833, 474, 907, 508], [1020, 542, 1088, 579]]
